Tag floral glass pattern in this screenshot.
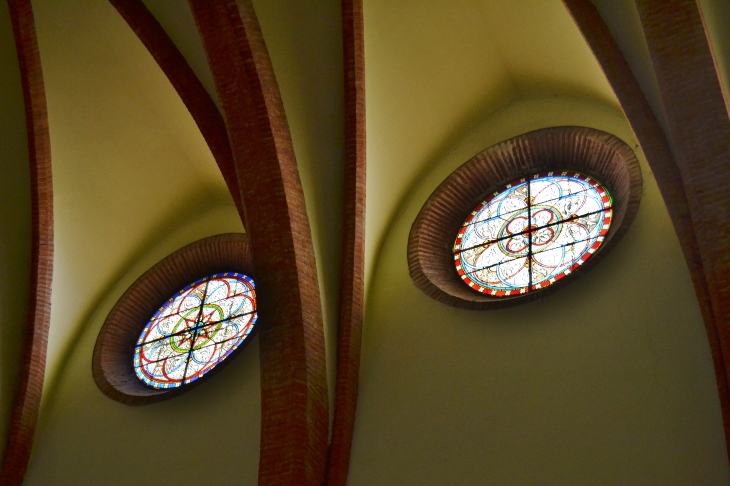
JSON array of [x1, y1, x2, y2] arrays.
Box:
[[133, 273, 257, 388], [454, 172, 613, 296]]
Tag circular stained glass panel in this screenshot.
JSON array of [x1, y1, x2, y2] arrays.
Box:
[[133, 273, 257, 389], [454, 171, 613, 296]]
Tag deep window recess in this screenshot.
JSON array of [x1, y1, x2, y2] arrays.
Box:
[[92, 233, 257, 405], [407, 127, 642, 310]]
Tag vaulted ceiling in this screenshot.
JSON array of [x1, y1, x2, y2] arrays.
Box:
[[1, 1, 729, 485]]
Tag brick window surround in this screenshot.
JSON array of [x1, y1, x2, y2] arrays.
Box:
[[408, 126, 643, 310], [92, 233, 256, 406]]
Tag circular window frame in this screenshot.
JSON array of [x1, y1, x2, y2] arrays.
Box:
[[92, 233, 258, 405], [408, 126, 643, 310]]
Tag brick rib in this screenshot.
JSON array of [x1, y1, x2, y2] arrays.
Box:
[[325, 0, 366, 485], [563, 0, 730, 458], [0, 0, 53, 484], [108, 0, 244, 220], [635, 0, 730, 457], [188, 2, 328, 485]]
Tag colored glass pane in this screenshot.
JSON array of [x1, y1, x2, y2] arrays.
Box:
[[133, 273, 257, 388], [454, 171, 613, 296]]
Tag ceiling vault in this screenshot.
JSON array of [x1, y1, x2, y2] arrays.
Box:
[[0, 0, 53, 484], [108, 0, 244, 221], [4, 0, 728, 483], [565, 0, 730, 461]]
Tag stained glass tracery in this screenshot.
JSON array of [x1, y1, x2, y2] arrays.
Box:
[[133, 273, 257, 388], [454, 171, 613, 296]]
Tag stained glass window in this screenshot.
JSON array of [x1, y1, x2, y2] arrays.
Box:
[[454, 171, 612, 296], [133, 273, 257, 388]]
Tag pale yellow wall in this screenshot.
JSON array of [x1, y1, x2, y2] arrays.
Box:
[[32, 0, 233, 401], [349, 97, 730, 485], [364, 0, 618, 290], [24, 204, 259, 486], [25, 0, 261, 482], [364, 0, 513, 289], [0, 2, 31, 461]]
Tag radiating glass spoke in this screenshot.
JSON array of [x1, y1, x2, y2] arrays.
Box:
[[134, 309, 257, 348]]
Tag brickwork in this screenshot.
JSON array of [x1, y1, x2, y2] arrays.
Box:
[[108, 0, 244, 221], [0, 1, 53, 484], [93, 234, 255, 405], [188, 2, 328, 485], [325, 0, 366, 484], [408, 127, 642, 310], [634, 0, 730, 456]]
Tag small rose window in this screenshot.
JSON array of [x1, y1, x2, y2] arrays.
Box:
[[134, 273, 257, 389], [93, 234, 257, 405]]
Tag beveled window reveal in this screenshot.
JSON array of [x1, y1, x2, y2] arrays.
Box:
[[407, 127, 642, 310], [93, 233, 257, 405], [454, 172, 612, 296]]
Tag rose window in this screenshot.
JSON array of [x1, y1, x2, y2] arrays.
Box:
[[454, 171, 613, 296], [134, 273, 257, 388]]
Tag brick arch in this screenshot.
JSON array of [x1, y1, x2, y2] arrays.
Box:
[[187, 2, 328, 485], [0, 0, 53, 484], [326, 1, 366, 485]]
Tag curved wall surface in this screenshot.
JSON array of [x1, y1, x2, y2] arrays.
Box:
[[9, 1, 730, 484], [24, 1, 259, 484], [349, 97, 730, 485], [25, 205, 260, 486]]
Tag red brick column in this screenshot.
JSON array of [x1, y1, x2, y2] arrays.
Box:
[[326, 0, 366, 484], [0, 0, 53, 484], [108, 0, 244, 221], [635, 0, 730, 457], [188, 2, 328, 485]]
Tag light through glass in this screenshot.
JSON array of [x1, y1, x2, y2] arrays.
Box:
[[133, 273, 257, 388], [454, 171, 612, 296]]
